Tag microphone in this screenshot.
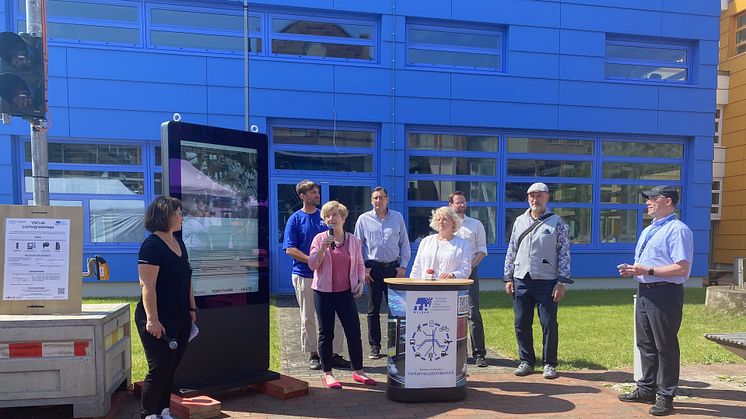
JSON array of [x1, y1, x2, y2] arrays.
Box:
[[161, 333, 178, 350], [328, 224, 336, 249]]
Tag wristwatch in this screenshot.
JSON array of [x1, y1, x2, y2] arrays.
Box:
[[648, 267, 655, 276]]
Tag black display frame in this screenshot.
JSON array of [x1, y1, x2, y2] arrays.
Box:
[[161, 120, 277, 395]]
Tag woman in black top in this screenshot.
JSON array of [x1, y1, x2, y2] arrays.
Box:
[[135, 196, 196, 419]]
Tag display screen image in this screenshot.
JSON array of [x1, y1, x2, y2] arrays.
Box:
[[178, 140, 260, 297]]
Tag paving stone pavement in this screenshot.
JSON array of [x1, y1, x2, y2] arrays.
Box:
[[3, 295, 745, 418]]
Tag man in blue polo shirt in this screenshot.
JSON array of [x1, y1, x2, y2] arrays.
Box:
[[283, 179, 348, 370], [618, 185, 693, 417]]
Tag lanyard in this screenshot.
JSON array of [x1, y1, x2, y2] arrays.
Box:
[[637, 214, 676, 259]]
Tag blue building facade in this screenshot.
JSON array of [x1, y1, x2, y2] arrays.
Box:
[[0, 0, 718, 294]]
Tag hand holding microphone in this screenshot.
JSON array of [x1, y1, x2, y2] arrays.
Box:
[[328, 224, 336, 249]]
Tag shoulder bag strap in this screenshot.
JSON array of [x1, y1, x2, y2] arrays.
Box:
[[515, 213, 554, 250]]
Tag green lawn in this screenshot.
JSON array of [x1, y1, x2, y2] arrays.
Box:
[[87, 288, 743, 382], [83, 298, 281, 383], [481, 288, 745, 370]]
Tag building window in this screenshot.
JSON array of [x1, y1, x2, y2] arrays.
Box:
[[147, 4, 262, 54], [715, 106, 723, 145], [406, 22, 504, 71], [407, 131, 499, 245], [712, 180, 722, 218], [16, 0, 141, 46], [600, 140, 684, 243], [271, 125, 376, 173], [20, 139, 161, 245], [605, 38, 691, 83], [269, 14, 376, 62], [737, 13, 746, 55]]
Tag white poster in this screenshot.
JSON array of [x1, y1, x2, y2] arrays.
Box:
[[405, 289, 458, 389], [3, 218, 71, 300]]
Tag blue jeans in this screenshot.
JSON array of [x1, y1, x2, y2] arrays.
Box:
[[513, 276, 558, 367]]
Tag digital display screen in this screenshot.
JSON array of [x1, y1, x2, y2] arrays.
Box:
[[178, 141, 260, 297]]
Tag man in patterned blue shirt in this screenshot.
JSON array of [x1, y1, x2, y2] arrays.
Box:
[[504, 182, 572, 380]]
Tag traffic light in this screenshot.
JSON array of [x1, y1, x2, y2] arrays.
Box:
[[0, 32, 45, 119]]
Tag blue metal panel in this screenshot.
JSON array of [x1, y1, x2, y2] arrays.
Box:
[[396, 97, 450, 124], [559, 29, 605, 57], [662, 0, 721, 16], [332, 0, 390, 14], [559, 80, 658, 110], [207, 57, 243, 87], [658, 86, 715, 113], [658, 110, 712, 136], [509, 51, 559, 78], [250, 61, 335, 91], [451, 100, 558, 130], [559, 55, 604, 82], [47, 77, 69, 107], [697, 64, 718, 89], [395, 70, 450, 98], [451, 73, 558, 104], [561, 0, 662, 11], [662, 13, 719, 41], [335, 66, 390, 95], [335, 93, 391, 122], [68, 109, 207, 139], [207, 86, 242, 115], [396, 0, 450, 19], [206, 114, 245, 131], [699, 40, 719, 66], [82, 252, 139, 282], [47, 106, 71, 138], [508, 26, 559, 54], [692, 136, 715, 160], [251, 88, 334, 119], [454, 0, 560, 27], [561, 3, 662, 36], [47, 46, 68, 77], [0, 138, 10, 165], [67, 49, 207, 84], [68, 79, 208, 113], [558, 105, 657, 134], [251, 0, 333, 8]]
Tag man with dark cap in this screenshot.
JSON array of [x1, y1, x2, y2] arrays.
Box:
[[618, 185, 693, 416]]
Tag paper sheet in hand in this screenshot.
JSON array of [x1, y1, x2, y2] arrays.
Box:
[[189, 321, 199, 342]]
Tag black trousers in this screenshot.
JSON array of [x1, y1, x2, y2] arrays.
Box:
[[314, 289, 364, 372], [513, 276, 558, 366], [468, 269, 487, 358], [636, 283, 684, 398], [135, 309, 190, 418], [367, 264, 397, 350]]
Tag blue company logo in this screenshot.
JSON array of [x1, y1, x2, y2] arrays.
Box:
[[412, 297, 433, 314]]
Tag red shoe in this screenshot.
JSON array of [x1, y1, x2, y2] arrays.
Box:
[[322, 375, 342, 389], [352, 371, 376, 386]]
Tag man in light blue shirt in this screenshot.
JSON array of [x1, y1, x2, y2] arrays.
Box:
[[618, 185, 693, 417], [354, 187, 410, 359]]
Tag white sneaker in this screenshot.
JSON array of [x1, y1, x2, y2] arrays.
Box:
[[144, 415, 160, 419], [160, 407, 174, 419]]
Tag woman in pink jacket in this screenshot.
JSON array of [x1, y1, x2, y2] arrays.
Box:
[[308, 200, 376, 389]]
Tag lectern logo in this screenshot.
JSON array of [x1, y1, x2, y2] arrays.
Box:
[[412, 297, 433, 314], [409, 320, 452, 362]]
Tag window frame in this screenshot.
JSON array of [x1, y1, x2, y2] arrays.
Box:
[[18, 138, 161, 248], [736, 13, 746, 56], [405, 21, 505, 73], [145, 3, 264, 56], [15, 0, 143, 47], [267, 12, 378, 63], [604, 37, 692, 85], [269, 121, 378, 178]]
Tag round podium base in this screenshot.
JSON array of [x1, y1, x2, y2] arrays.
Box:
[[386, 382, 466, 403]]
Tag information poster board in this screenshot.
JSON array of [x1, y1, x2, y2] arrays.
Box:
[[0, 205, 83, 315]]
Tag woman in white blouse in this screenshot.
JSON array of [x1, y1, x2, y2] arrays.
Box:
[[410, 206, 473, 279]]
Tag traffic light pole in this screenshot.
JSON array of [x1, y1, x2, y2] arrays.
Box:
[[26, 0, 48, 205]]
